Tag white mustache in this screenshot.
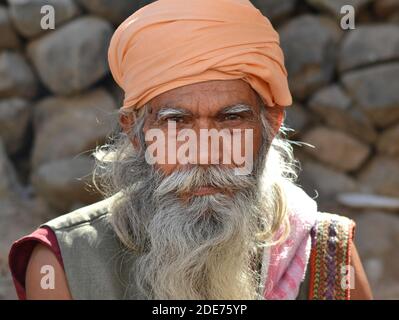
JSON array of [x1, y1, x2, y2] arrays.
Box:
[[153, 165, 257, 198]]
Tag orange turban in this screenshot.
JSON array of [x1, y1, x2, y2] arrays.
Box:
[[108, 0, 292, 114]]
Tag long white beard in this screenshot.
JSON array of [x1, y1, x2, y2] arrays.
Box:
[[114, 165, 269, 300], [101, 117, 290, 299]]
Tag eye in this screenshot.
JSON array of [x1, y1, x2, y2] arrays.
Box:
[[165, 116, 185, 123], [223, 114, 242, 121]]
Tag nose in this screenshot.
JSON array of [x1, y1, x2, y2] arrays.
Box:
[[196, 122, 231, 166]]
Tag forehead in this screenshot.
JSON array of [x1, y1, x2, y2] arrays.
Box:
[[147, 79, 260, 116]]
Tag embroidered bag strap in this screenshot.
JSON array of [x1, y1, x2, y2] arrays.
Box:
[[308, 212, 356, 300]]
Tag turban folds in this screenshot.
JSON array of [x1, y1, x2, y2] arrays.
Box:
[[108, 0, 292, 112]]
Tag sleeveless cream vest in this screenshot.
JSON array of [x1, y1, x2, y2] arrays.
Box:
[[42, 195, 313, 300]]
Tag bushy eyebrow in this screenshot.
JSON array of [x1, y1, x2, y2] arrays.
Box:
[[156, 107, 192, 120], [156, 103, 255, 120], [219, 103, 254, 115]]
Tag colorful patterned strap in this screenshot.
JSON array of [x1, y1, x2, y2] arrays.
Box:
[[308, 212, 356, 300]]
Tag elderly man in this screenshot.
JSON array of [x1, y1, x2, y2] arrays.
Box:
[[9, 0, 372, 300]]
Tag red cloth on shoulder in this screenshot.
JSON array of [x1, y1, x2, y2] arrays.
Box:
[[8, 226, 64, 300]]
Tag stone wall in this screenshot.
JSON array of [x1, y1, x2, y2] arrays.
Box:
[[0, 0, 398, 299]]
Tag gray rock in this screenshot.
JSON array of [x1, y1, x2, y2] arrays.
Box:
[[27, 16, 113, 95], [302, 126, 371, 172], [77, 0, 146, 25], [0, 139, 21, 198], [373, 284, 399, 300], [251, 0, 297, 22], [337, 193, 399, 211], [377, 124, 399, 157], [283, 103, 309, 136], [31, 156, 101, 212], [0, 267, 15, 299], [33, 87, 117, 129], [0, 98, 31, 155], [389, 12, 399, 23], [0, 5, 20, 49], [339, 24, 399, 72], [0, 50, 38, 98], [8, 0, 81, 38], [298, 158, 358, 200], [342, 63, 399, 128], [374, 0, 399, 18], [105, 77, 124, 108], [32, 88, 116, 168], [355, 212, 399, 298], [358, 156, 399, 197], [306, 0, 373, 18], [279, 15, 341, 100], [308, 84, 377, 143]]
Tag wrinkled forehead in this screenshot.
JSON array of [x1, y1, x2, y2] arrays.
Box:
[[146, 79, 262, 117]]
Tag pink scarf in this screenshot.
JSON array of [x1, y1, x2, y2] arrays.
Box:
[[261, 182, 319, 300]]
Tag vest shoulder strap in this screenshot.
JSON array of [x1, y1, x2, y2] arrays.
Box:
[[42, 196, 112, 231]]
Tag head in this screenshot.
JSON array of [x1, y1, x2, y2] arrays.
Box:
[[93, 79, 298, 299], [99, 0, 296, 300]]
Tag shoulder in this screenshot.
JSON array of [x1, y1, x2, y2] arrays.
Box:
[[8, 226, 63, 299], [9, 195, 119, 300], [25, 243, 72, 299], [22, 192, 118, 300], [36, 196, 129, 299], [348, 239, 373, 300], [41, 195, 120, 253], [43, 196, 114, 231]]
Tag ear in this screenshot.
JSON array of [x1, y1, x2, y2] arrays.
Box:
[[267, 105, 285, 136], [274, 106, 285, 133], [119, 111, 141, 149], [256, 93, 284, 136], [119, 111, 134, 133]]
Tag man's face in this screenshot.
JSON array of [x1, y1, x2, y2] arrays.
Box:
[[120, 79, 281, 197], [112, 79, 285, 299]]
